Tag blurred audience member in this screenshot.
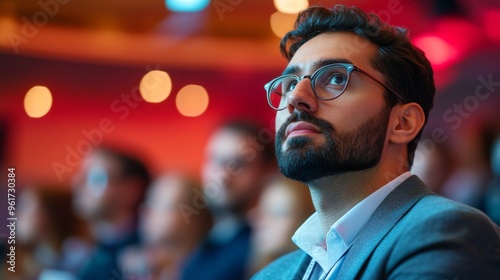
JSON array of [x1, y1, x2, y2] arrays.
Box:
[[438, 126, 491, 208], [72, 146, 151, 280], [483, 136, 500, 225], [181, 120, 275, 280], [119, 172, 212, 279], [17, 186, 88, 280], [248, 175, 314, 275], [411, 140, 455, 193]]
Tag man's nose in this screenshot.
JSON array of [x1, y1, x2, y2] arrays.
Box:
[[286, 78, 318, 114]]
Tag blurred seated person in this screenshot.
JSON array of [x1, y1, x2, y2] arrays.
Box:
[[483, 136, 500, 225], [71, 146, 151, 280], [119, 172, 212, 280], [411, 140, 454, 194], [181, 120, 275, 280], [248, 175, 314, 275], [439, 127, 491, 208], [17, 185, 89, 280]]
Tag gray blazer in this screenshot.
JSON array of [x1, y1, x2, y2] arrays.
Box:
[[252, 175, 500, 279]]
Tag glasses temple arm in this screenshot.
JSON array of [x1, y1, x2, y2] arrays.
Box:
[[355, 68, 407, 103]]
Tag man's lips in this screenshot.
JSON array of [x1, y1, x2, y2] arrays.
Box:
[[285, 121, 322, 138]]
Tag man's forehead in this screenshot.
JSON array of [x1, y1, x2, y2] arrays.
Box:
[[282, 57, 354, 76], [286, 32, 377, 74]]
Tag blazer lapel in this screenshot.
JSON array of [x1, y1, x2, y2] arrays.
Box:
[[336, 175, 433, 280], [292, 251, 313, 279]]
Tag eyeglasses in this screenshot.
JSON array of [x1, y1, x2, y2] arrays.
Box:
[[264, 63, 406, 110]]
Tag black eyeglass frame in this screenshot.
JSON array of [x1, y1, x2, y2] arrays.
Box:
[[264, 63, 406, 110]]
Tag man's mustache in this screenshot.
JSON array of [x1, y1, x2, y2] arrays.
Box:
[[277, 111, 335, 139]]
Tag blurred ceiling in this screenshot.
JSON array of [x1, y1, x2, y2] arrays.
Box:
[[0, 0, 498, 70]]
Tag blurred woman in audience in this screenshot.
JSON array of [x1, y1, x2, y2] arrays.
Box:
[[119, 172, 212, 280], [17, 185, 89, 280], [248, 175, 314, 275]]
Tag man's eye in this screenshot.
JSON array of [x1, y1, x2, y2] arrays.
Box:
[[329, 74, 347, 85], [283, 81, 298, 92]]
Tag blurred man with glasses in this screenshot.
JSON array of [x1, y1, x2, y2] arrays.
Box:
[[181, 120, 275, 280], [253, 5, 500, 280]]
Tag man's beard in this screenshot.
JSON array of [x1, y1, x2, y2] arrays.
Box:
[[275, 106, 391, 183]]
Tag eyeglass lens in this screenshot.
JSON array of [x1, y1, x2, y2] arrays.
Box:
[[267, 64, 350, 110]]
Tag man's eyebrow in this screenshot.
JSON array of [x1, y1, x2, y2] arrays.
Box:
[[282, 58, 354, 76], [282, 65, 299, 76], [313, 58, 353, 69]]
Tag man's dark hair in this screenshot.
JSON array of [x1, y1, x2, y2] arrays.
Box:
[[96, 146, 152, 207], [280, 5, 435, 166]]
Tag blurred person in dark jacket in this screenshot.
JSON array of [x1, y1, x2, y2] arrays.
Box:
[[17, 185, 88, 280], [181, 120, 275, 280], [119, 172, 212, 280], [483, 136, 500, 225], [71, 146, 151, 280]]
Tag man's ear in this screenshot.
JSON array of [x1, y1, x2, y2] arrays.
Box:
[[388, 103, 425, 145]]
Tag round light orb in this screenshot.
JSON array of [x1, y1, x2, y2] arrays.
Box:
[[274, 0, 308, 14], [176, 84, 209, 117], [24, 86, 53, 118], [270, 11, 297, 38], [140, 70, 172, 103]]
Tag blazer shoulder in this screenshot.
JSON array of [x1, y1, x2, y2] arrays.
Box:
[[414, 194, 498, 226], [252, 250, 309, 280], [387, 194, 500, 278], [332, 177, 500, 280], [391, 176, 497, 231], [400, 194, 500, 241]]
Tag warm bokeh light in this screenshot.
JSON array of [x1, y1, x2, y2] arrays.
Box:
[[274, 0, 308, 14], [140, 70, 172, 103], [413, 36, 458, 67], [176, 85, 209, 117], [0, 16, 18, 47], [24, 86, 53, 118], [165, 0, 210, 12], [270, 11, 297, 38]]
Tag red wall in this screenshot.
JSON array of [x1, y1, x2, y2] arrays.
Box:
[[0, 53, 279, 186]]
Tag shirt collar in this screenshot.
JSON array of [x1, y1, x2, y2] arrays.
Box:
[[292, 172, 412, 271]]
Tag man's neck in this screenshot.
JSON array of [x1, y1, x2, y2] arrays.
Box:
[[307, 166, 406, 235]]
